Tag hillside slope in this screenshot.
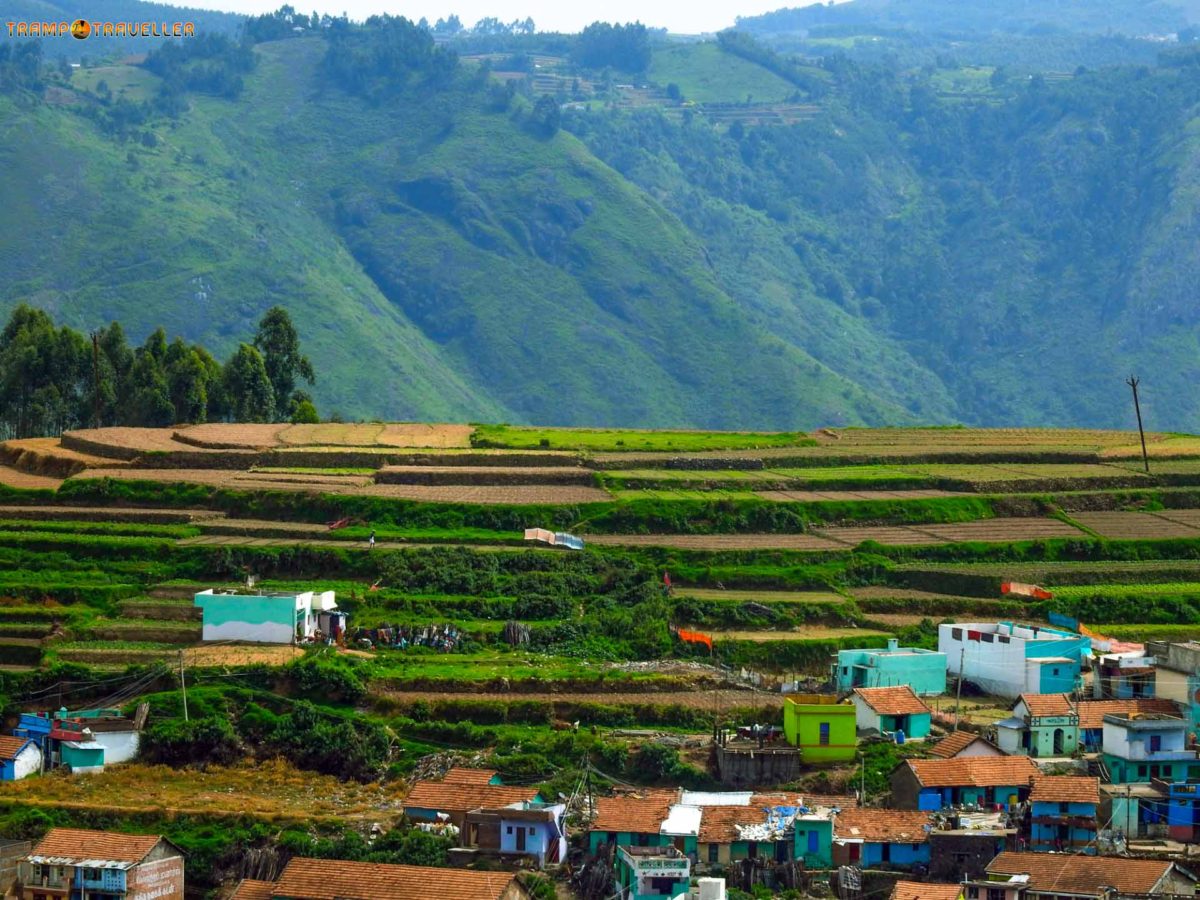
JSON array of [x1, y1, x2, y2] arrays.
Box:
[[0, 36, 939, 426]]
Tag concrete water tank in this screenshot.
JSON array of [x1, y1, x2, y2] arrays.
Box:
[[698, 878, 727, 900]]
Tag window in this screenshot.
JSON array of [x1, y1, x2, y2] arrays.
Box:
[[506, 826, 513, 835], [1059, 802, 1069, 814], [987, 890, 1005, 900], [708, 843, 718, 863], [528, 827, 536, 835], [1052, 668, 1060, 676], [84, 868, 100, 879], [1151, 734, 1163, 752], [1139, 765, 1148, 778], [819, 723, 830, 746]]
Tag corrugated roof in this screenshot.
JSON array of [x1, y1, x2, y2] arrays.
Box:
[[1029, 775, 1099, 805], [834, 809, 933, 844], [1016, 694, 1179, 728], [273, 857, 518, 900], [930, 731, 998, 759], [441, 767, 498, 785], [890, 880, 961, 900], [987, 851, 1180, 895], [230, 880, 275, 900], [853, 686, 931, 716], [0, 735, 33, 760], [591, 790, 676, 834], [30, 828, 164, 865], [905, 756, 1038, 788], [403, 781, 537, 815]]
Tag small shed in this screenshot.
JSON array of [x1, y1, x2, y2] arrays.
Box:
[[0, 736, 40, 781]]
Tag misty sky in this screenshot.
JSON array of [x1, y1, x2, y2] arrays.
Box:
[[158, 0, 813, 35]]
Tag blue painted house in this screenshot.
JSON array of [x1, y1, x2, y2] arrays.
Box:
[[891, 756, 1039, 811], [1027, 775, 1099, 854], [465, 799, 567, 866], [832, 809, 932, 869]]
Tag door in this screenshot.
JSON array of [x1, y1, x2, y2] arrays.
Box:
[[1053, 728, 1064, 755], [516, 827, 527, 852]]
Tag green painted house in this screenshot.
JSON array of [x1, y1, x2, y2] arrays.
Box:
[[793, 810, 835, 868], [194, 588, 341, 643], [783, 694, 857, 763]]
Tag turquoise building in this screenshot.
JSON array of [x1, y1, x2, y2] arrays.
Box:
[[614, 846, 690, 899], [851, 686, 932, 740], [793, 810, 835, 868], [194, 588, 340, 643], [835, 639, 947, 695], [1101, 712, 1200, 784]]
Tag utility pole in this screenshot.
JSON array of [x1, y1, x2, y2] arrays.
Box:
[[1127, 375, 1150, 474], [859, 751, 865, 803], [585, 757, 594, 819], [178, 649, 189, 722], [90, 332, 102, 428], [953, 646, 965, 732]]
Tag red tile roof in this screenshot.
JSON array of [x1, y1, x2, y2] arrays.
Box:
[[987, 851, 1181, 895], [1017, 694, 1179, 728], [695, 792, 812, 843], [230, 881, 275, 900], [930, 731, 999, 758], [834, 809, 933, 844], [441, 767, 498, 785], [591, 790, 676, 834], [853, 686, 931, 716], [273, 857, 519, 900], [1029, 775, 1100, 805], [890, 881, 961, 900], [30, 828, 167, 864], [403, 781, 537, 815], [0, 735, 33, 761], [905, 756, 1038, 788]]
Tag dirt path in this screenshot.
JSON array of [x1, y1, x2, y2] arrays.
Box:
[[380, 689, 783, 708]]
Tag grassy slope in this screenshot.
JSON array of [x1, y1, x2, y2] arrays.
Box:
[[647, 43, 796, 104]]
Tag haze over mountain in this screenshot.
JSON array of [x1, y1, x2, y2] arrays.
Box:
[[3, 0, 1200, 428]]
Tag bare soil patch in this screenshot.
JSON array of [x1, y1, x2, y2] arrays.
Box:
[[278, 423, 386, 446], [584, 533, 843, 550], [185, 643, 305, 666], [1072, 511, 1200, 540], [378, 423, 475, 448], [175, 423, 288, 449], [0, 466, 63, 490]]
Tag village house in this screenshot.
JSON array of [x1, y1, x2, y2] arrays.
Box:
[[967, 851, 1196, 899], [831, 808, 933, 869], [1101, 711, 1200, 784], [850, 686, 932, 740], [0, 736, 40, 781], [993, 693, 1178, 757], [13, 705, 146, 773], [891, 881, 962, 900], [403, 768, 540, 831], [927, 811, 1015, 882], [193, 588, 344, 643], [1146, 639, 1200, 728], [782, 694, 856, 763], [940, 622, 1089, 699], [890, 756, 1039, 811], [1093, 650, 1156, 699], [613, 845, 690, 900], [588, 790, 680, 855], [694, 791, 849, 870], [834, 638, 947, 695], [18, 828, 184, 900], [232, 857, 530, 900], [460, 799, 567, 867], [930, 731, 1003, 759], [1026, 775, 1099, 853]]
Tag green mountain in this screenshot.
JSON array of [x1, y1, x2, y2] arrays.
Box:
[[4, 9, 1200, 429]]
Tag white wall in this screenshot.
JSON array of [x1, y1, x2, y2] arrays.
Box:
[[1156, 667, 1191, 705], [851, 695, 880, 733], [13, 744, 40, 780], [201, 620, 294, 643], [939, 625, 1027, 698], [94, 731, 140, 765]]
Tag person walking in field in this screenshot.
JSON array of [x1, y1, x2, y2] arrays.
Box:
[[368, 529, 376, 550]]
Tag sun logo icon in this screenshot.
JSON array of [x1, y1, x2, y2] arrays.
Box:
[[70, 19, 91, 39]]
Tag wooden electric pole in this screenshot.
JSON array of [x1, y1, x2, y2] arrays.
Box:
[[1127, 375, 1149, 474], [91, 332, 102, 429]]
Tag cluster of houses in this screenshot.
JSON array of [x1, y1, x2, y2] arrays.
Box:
[[0, 705, 145, 781]]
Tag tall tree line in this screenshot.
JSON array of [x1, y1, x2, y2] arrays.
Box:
[[0, 305, 316, 439]]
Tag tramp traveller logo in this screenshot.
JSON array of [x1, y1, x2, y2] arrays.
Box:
[[6, 19, 196, 38]]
